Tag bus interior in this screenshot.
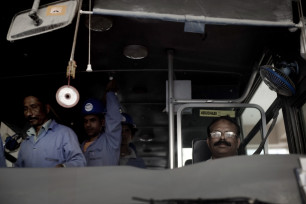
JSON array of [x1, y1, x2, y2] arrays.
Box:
[[1, 0, 306, 203]]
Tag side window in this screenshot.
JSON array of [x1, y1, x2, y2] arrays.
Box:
[[178, 81, 291, 167], [245, 82, 289, 155]]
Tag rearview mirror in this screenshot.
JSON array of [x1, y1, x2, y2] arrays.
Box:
[[7, 0, 79, 41]]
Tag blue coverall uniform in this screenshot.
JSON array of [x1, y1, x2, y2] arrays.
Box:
[[81, 92, 122, 166], [15, 120, 86, 167]]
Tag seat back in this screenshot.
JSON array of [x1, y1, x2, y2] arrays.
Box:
[[192, 138, 212, 163]]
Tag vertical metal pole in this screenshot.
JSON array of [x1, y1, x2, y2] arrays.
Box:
[[167, 50, 175, 169]]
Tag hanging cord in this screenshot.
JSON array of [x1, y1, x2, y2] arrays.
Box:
[[86, 0, 93, 72], [67, 0, 84, 85], [253, 106, 280, 155]]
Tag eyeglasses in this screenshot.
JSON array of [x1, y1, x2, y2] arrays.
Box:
[[210, 131, 237, 139]]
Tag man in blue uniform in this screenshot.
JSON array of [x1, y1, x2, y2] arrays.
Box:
[[81, 80, 122, 166], [15, 94, 86, 167], [119, 113, 146, 168]]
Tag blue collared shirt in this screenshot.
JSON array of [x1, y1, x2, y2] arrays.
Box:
[[26, 119, 52, 142], [15, 120, 86, 167], [81, 92, 122, 166]]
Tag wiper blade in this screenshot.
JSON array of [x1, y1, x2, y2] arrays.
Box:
[[132, 196, 277, 204]]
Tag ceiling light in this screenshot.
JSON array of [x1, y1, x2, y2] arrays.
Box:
[[85, 15, 113, 32], [123, 45, 148, 59]]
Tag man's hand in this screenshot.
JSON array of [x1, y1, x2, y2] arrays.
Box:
[[102, 78, 119, 106], [105, 78, 118, 93]]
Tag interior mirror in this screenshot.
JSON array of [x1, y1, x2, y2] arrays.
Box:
[[7, 0, 79, 41]]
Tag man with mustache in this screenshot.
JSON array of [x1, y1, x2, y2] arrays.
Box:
[[206, 116, 241, 159], [15, 93, 86, 167]]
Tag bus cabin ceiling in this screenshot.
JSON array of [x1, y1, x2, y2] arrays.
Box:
[[1, 0, 304, 169]]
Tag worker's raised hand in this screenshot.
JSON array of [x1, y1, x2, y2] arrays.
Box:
[[105, 77, 118, 93]]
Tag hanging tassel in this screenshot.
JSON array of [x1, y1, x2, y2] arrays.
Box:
[[66, 60, 77, 79]]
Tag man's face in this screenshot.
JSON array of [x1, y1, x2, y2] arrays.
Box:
[[83, 115, 104, 138], [121, 124, 132, 147], [207, 119, 240, 159], [23, 96, 49, 128]]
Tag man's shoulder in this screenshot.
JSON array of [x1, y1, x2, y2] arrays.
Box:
[[49, 120, 75, 132]]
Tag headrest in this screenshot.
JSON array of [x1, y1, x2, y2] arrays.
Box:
[[192, 138, 212, 163]]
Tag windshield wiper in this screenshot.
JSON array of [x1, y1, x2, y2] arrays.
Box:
[[132, 196, 277, 204]]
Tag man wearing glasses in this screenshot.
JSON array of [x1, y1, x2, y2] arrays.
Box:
[[206, 116, 241, 159]]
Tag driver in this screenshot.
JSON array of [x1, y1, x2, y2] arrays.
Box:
[[206, 116, 241, 159]]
